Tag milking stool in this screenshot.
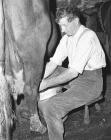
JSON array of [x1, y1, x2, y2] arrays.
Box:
[[84, 95, 103, 124]]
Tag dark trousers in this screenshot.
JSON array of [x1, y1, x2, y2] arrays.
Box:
[[38, 67, 103, 140]]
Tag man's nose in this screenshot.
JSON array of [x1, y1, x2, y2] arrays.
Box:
[[61, 28, 65, 33], [60, 28, 66, 36], [60, 26, 65, 33]]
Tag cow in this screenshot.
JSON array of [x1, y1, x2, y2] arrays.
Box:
[[0, 0, 60, 139], [99, 1, 111, 64]]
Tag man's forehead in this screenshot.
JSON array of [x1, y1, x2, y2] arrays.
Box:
[[59, 16, 68, 25]]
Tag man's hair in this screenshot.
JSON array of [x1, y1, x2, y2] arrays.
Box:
[[56, 5, 85, 24]]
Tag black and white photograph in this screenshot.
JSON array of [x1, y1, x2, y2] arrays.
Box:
[[0, 0, 111, 140]]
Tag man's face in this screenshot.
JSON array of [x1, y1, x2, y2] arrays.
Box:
[[58, 16, 78, 36]]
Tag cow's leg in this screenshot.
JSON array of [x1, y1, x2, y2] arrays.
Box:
[[0, 0, 13, 139], [18, 59, 47, 133], [0, 67, 14, 140]]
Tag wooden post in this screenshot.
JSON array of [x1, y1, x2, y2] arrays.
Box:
[[0, 1, 4, 138], [0, 0, 4, 67]]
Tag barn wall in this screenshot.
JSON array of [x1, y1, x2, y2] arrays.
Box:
[[56, 0, 110, 8]]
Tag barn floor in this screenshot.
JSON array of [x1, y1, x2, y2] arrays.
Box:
[[12, 72, 111, 140]]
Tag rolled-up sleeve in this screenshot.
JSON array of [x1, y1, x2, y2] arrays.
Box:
[[50, 35, 68, 65]]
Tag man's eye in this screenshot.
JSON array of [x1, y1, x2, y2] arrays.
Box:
[[68, 17, 74, 23]]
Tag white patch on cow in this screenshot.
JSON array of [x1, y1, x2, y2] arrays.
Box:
[[5, 75, 14, 86], [13, 69, 25, 100], [5, 69, 25, 100]]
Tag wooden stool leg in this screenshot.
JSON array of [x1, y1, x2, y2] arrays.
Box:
[[95, 103, 101, 112], [84, 105, 90, 124]]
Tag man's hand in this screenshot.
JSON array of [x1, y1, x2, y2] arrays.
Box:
[[39, 79, 48, 92]]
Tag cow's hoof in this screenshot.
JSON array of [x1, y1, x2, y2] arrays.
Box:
[[30, 114, 47, 134], [30, 124, 47, 134], [19, 110, 30, 120]]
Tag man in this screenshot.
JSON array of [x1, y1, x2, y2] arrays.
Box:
[[39, 5, 106, 140]]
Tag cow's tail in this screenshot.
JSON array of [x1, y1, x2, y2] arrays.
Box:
[[0, 75, 15, 140]]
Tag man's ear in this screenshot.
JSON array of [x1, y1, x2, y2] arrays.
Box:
[[74, 17, 79, 23]]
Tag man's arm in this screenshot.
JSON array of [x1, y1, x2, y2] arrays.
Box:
[[43, 61, 58, 79], [40, 68, 79, 91]]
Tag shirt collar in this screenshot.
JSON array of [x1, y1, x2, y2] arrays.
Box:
[[67, 25, 87, 39]]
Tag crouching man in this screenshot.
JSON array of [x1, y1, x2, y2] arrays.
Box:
[[39, 5, 106, 140]]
